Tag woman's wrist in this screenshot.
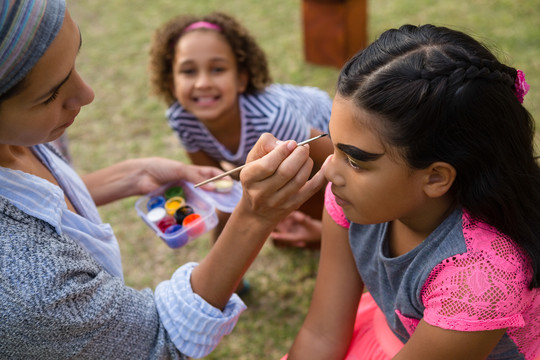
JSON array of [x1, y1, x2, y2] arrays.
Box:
[[233, 196, 287, 231], [82, 159, 145, 205]]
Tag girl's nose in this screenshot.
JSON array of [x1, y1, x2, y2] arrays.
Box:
[[323, 154, 345, 186], [195, 71, 212, 88]]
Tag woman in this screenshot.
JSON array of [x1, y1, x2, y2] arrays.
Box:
[[0, 1, 325, 358]]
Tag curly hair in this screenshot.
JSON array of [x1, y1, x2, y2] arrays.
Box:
[[338, 24, 540, 288], [148, 12, 272, 106]]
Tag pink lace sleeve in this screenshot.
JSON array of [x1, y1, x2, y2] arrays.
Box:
[[324, 182, 350, 229], [421, 211, 535, 332]]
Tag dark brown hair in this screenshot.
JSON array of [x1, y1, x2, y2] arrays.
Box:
[[338, 24, 540, 288]]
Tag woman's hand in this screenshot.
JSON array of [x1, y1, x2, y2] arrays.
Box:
[[237, 133, 327, 227], [82, 157, 224, 206], [191, 133, 327, 308], [131, 158, 224, 194]]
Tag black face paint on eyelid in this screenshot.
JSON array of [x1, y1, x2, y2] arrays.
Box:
[[337, 143, 383, 162]]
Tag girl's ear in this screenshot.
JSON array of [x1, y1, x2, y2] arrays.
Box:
[[423, 162, 456, 198]]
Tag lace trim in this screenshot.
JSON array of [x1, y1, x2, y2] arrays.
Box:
[[419, 211, 540, 358]]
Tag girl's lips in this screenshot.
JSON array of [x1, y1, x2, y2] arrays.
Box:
[[332, 191, 350, 207], [194, 95, 219, 105]]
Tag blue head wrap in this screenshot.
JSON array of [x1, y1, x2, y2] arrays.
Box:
[[0, 0, 66, 97]]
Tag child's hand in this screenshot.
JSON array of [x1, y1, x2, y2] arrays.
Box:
[[238, 133, 326, 226], [270, 211, 322, 248]]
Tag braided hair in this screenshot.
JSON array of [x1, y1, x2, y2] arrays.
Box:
[[338, 24, 540, 288]]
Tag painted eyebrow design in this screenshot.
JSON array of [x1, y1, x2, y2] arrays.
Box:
[[337, 143, 383, 162]]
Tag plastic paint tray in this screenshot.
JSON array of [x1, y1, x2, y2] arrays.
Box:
[[200, 179, 242, 213], [135, 180, 242, 248]]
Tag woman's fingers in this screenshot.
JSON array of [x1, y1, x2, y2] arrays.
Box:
[[242, 149, 323, 218], [245, 133, 282, 164], [237, 133, 328, 225], [242, 141, 308, 189], [242, 141, 299, 183]]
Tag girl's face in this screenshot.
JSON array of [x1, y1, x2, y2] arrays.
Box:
[[0, 10, 94, 147], [324, 95, 429, 225], [171, 30, 248, 123]]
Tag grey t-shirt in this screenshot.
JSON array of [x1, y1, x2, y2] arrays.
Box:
[[349, 208, 525, 358]]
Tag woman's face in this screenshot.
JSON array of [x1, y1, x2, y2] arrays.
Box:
[[171, 30, 247, 124], [0, 10, 94, 146], [324, 95, 428, 225]]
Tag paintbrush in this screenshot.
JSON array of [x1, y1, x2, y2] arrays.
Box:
[[193, 133, 328, 188]]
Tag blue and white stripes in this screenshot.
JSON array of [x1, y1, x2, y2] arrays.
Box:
[[155, 262, 246, 358], [167, 83, 332, 166], [0, 0, 65, 96]]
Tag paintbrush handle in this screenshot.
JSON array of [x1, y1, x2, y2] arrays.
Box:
[[193, 133, 327, 188], [193, 164, 247, 188]]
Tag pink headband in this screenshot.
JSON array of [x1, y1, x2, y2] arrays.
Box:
[[183, 21, 222, 33]]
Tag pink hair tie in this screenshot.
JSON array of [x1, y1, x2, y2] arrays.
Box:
[[514, 69, 530, 104], [183, 21, 222, 33]]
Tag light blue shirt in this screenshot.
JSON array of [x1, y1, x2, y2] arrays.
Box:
[[0, 144, 246, 358], [0, 145, 123, 278]]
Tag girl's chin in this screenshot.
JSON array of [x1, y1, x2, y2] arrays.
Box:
[[342, 209, 379, 225]]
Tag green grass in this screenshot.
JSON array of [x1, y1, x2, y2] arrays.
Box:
[[67, 0, 539, 358]]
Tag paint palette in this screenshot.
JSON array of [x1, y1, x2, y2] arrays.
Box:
[[135, 180, 242, 248]]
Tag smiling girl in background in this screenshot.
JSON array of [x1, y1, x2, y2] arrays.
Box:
[[148, 12, 334, 249]]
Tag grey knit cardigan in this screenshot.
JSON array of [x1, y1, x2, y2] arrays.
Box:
[[0, 196, 187, 359]]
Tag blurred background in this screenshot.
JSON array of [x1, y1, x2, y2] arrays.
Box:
[[67, 1, 539, 358]]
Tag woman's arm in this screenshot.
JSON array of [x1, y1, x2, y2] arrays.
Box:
[[81, 157, 223, 206], [191, 133, 327, 309], [288, 209, 364, 359]]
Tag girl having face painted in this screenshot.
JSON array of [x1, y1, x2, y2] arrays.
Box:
[[284, 24, 539, 360]]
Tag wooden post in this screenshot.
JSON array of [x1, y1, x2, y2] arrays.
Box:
[[302, 0, 368, 68]]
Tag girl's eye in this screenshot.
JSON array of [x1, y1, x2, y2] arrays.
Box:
[[179, 68, 196, 75], [43, 89, 59, 105], [211, 66, 226, 74], [345, 155, 363, 170]]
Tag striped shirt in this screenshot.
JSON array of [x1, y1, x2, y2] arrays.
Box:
[[167, 83, 332, 166], [0, 144, 246, 358]]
